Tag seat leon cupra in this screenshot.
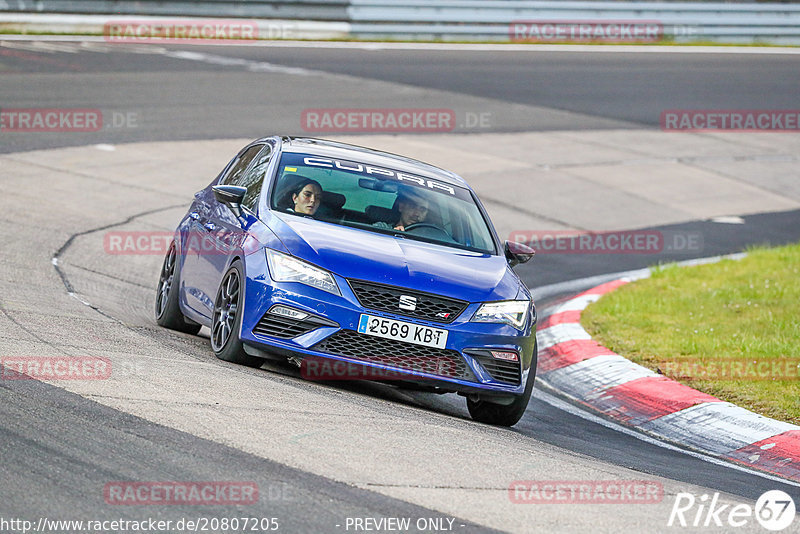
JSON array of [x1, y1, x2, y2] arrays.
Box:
[[155, 136, 537, 426]]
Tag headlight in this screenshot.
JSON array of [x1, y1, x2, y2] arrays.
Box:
[[471, 300, 529, 330], [265, 249, 340, 296]]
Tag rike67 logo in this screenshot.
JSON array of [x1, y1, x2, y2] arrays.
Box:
[[668, 490, 796, 531]]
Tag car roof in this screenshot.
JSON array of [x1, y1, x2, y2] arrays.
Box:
[[267, 136, 470, 189]]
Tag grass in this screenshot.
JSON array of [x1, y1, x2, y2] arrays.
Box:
[[582, 243, 800, 424], [0, 28, 795, 48]]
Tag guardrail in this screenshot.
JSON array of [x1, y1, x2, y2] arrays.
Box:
[[0, 1, 350, 21], [2, 0, 800, 44], [347, 1, 800, 43]]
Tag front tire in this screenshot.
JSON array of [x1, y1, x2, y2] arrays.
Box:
[[155, 242, 202, 335], [467, 342, 537, 427], [211, 261, 264, 368]]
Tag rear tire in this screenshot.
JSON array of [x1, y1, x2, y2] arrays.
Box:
[[467, 342, 537, 427], [155, 242, 202, 335], [211, 261, 264, 368]]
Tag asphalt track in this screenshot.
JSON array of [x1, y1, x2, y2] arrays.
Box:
[[2, 39, 800, 153], [1, 39, 800, 533]]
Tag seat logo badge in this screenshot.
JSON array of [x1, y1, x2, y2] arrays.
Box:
[[399, 295, 417, 311]]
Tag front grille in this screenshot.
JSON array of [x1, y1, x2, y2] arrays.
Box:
[[467, 351, 521, 385], [253, 309, 337, 339], [348, 279, 468, 324], [312, 330, 473, 381]]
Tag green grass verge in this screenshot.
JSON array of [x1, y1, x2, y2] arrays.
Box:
[[0, 28, 796, 47], [582, 243, 800, 424]]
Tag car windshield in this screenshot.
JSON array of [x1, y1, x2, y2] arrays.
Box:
[[270, 152, 497, 254]]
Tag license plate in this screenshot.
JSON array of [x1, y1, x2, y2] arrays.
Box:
[[357, 314, 448, 349]]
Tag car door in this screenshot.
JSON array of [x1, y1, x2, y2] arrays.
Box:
[[181, 143, 265, 318], [193, 142, 275, 316]]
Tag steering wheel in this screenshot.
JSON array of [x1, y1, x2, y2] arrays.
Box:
[[403, 223, 453, 241]]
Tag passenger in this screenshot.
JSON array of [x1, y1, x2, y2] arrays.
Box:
[[374, 188, 429, 231], [278, 176, 323, 216]]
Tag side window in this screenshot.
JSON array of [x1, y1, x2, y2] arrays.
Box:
[[239, 144, 274, 211], [220, 144, 264, 186]]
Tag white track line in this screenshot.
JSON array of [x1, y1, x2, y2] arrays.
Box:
[[530, 251, 800, 487], [535, 385, 800, 489], [532, 252, 746, 302]]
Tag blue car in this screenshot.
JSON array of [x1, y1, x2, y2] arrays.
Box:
[[155, 136, 537, 426]]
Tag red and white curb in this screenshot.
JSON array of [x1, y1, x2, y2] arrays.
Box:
[[536, 278, 800, 483]]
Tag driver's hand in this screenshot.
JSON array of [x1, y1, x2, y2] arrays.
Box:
[[393, 225, 405, 231]]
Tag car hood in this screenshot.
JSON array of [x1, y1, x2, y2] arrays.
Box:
[[271, 214, 520, 303]]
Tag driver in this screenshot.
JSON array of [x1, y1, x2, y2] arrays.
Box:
[[277, 175, 323, 217], [373, 188, 429, 232]]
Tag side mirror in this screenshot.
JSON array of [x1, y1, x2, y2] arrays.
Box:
[[213, 185, 247, 218], [505, 240, 535, 267]]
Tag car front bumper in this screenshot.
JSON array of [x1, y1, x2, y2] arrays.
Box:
[[239, 253, 536, 397]]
